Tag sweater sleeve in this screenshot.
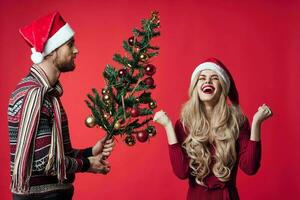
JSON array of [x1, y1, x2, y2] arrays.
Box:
[[72, 147, 93, 158], [238, 118, 262, 175], [64, 156, 90, 173], [168, 120, 189, 179]]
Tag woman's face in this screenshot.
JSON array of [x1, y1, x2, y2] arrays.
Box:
[[196, 70, 223, 106]]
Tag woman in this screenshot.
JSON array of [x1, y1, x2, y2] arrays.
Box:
[[154, 58, 272, 199]]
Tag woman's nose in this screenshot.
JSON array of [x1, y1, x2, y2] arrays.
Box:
[[205, 78, 212, 84]]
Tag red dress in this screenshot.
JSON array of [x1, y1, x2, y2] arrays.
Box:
[[169, 119, 261, 200]]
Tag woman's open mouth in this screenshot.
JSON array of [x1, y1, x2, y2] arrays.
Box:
[[202, 85, 215, 94]]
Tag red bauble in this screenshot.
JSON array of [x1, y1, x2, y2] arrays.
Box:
[[137, 131, 149, 143], [118, 68, 127, 77], [130, 107, 140, 117], [144, 64, 156, 76], [144, 77, 154, 87], [128, 36, 135, 46]]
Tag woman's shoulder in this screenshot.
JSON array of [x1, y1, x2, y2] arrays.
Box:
[[238, 116, 251, 138]]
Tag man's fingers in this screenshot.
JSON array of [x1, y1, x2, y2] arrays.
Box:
[[103, 147, 113, 152], [104, 142, 114, 148], [102, 152, 110, 157]]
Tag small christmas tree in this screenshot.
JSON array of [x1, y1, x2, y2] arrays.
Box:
[[85, 11, 160, 146]]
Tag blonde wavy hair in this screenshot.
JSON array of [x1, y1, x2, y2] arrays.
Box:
[[181, 73, 245, 186]]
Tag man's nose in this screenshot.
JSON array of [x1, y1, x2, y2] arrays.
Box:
[[73, 46, 79, 54]]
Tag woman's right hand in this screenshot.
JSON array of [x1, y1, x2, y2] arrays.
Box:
[[153, 110, 171, 127]]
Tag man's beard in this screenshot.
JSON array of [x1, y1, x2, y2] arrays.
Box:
[[57, 59, 75, 72]]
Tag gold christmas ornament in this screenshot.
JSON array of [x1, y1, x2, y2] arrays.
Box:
[[103, 94, 110, 101], [125, 135, 136, 146], [139, 53, 148, 61], [103, 113, 110, 119], [102, 88, 109, 95], [146, 126, 156, 137], [104, 99, 112, 105], [114, 121, 121, 130], [149, 101, 157, 109], [151, 11, 159, 21], [85, 115, 96, 128]]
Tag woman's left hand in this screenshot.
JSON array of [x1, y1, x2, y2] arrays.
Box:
[[253, 104, 273, 124]]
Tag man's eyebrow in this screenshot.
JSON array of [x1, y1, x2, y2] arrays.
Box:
[[68, 38, 75, 44]]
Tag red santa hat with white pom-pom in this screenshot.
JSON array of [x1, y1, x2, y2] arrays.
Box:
[[19, 12, 75, 64]]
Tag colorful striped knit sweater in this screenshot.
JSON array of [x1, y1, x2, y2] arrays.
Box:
[[8, 66, 91, 194]]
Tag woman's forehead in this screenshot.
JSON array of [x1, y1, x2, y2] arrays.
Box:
[[199, 69, 218, 76]]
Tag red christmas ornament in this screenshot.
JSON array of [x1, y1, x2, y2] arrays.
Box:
[[144, 64, 156, 76], [128, 36, 135, 46], [144, 77, 154, 87], [118, 68, 127, 77], [130, 107, 140, 117], [136, 131, 149, 143]]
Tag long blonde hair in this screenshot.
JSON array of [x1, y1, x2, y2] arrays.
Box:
[[181, 74, 245, 186]]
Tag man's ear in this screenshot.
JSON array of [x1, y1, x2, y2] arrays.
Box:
[[45, 50, 57, 61]]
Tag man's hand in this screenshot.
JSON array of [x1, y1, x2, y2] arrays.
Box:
[[87, 154, 111, 174], [92, 136, 115, 157]]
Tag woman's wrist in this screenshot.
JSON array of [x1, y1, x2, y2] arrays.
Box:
[[251, 119, 262, 141]]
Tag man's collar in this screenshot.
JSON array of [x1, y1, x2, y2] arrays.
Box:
[[30, 64, 63, 97]]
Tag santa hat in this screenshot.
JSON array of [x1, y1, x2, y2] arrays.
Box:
[[19, 12, 75, 64], [191, 58, 239, 105]]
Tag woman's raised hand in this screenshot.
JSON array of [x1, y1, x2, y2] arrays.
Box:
[[253, 104, 273, 124], [153, 110, 171, 127]]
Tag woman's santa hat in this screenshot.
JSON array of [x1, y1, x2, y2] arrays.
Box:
[[191, 58, 239, 105], [19, 12, 75, 64]]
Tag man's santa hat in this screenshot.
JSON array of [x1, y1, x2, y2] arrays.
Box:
[[19, 12, 75, 64], [191, 58, 239, 105]]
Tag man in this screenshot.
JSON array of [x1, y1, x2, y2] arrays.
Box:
[[8, 12, 114, 200]]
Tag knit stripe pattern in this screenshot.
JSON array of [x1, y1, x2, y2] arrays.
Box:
[[9, 65, 91, 194], [9, 65, 66, 193]]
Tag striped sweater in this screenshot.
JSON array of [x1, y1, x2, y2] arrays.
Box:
[[8, 66, 91, 194]]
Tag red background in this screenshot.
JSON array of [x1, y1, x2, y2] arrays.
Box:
[[1, 0, 299, 199]]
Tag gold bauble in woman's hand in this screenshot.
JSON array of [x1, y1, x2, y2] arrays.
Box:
[[85, 115, 96, 128]]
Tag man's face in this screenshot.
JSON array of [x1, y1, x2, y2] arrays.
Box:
[[55, 38, 78, 72]]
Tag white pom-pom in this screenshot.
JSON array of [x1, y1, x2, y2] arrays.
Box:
[[31, 52, 44, 64]]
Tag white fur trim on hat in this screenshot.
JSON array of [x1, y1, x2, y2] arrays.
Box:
[[30, 23, 74, 64], [191, 62, 231, 94]]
